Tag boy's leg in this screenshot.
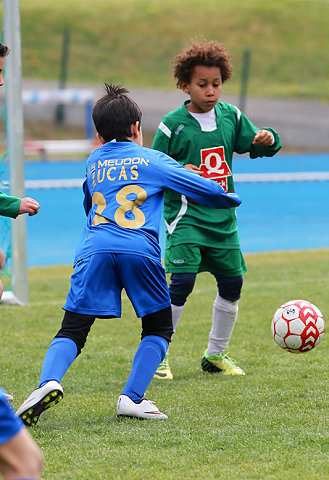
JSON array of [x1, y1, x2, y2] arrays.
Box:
[[164, 243, 201, 333], [40, 310, 95, 385], [0, 428, 43, 480], [153, 272, 196, 380], [121, 335, 168, 402], [17, 311, 95, 426], [201, 274, 245, 375], [116, 254, 173, 418], [169, 272, 197, 330], [117, 307, 172, 419], [0, 391, 43, 479], [207, 274, 243, 355]]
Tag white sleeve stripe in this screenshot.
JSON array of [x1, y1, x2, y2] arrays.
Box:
[[234, 105, 241, 121], [159, 121, 172, 138], [165, 195, 188, 235]]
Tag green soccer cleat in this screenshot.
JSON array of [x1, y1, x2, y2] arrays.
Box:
[[153, 353, 173, 380], [201, 350, 245, 375]]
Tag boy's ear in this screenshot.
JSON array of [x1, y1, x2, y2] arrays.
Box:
[[179, 81, 189, 94], [131, 121, 139, 138], [96, 132, 106, 144]]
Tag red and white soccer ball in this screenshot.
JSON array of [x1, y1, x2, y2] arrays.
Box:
[[271, 299, 325, 353]]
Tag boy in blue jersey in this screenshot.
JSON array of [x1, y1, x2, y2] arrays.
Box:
[[17, 83, 241, 423], [0, 41, 43, 480]]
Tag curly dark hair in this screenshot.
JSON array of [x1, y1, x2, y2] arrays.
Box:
[[173, 41, 233, 87]]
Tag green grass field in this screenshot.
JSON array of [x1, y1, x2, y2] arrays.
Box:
[[15, 0, 329, 101], [1, 249, 329, 479]]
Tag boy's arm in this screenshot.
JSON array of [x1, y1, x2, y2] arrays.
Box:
[[0, 191, 21, 218], [157, 153, 241, 209], [249, 127, 281, 159], [234, 110, 281, 158]]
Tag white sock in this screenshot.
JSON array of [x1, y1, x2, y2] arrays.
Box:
[[207, 294, 239, 356], [162, 303, 185, 360], [164, 304, 185, 358], [171, 303, 185, 332]]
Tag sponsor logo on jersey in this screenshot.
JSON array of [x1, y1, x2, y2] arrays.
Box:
[[199, 146, 232, 191], [175, 124, 185, 135], [173, 259, 184, 264]]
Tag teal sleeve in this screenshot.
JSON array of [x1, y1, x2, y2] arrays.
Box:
[[0, 191, 21, 218]]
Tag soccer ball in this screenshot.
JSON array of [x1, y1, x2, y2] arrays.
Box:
[[271, 299, 325, 353]]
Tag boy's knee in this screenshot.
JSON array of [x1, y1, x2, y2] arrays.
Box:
[[55, 310, 95, 355], [215, 274, 243, 302], [169, 273, 196, 306], [142, 306, 173, 342]]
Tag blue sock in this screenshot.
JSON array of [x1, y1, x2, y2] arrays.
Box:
[[39, 337, 78, 387], [122, 335, 168, 403]]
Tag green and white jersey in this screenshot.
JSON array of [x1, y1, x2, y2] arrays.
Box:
[[152, 100, 281, 249]]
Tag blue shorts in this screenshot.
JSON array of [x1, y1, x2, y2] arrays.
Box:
[[63, 253, 171, 318], [0, 389, 23, 445]]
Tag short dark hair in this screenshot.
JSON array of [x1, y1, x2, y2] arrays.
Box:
[[173, 41, 233, 86], [0, 42, 10, 58], [92, 83, 142, 142]]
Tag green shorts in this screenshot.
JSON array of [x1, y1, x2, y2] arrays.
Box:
[[165, 244, 247, 276]]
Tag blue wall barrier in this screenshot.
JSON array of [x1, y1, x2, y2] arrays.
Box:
[[4, 152, 329, 266]]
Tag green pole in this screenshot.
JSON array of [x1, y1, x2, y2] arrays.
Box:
[[239, 48, 251, 113], [55, 29, 70, 124]]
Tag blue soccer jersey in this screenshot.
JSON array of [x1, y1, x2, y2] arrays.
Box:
[[63, 140, 241, 317], [73, 141, 241, 265]]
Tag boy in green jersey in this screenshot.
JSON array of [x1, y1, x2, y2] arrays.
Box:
[[0, 43, 40, 298], [152, 41, 281, 379], [0, 41, 43, 480]]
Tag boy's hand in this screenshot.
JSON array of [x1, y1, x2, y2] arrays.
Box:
[[19, 197, 40, 216], [252, 129, 274, 146], [184, 164, 204, 175], [0, 249, 6, 270]]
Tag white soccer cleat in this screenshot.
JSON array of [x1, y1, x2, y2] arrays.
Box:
[[16, 380, 63, 427], [116, 394, 168, 420]]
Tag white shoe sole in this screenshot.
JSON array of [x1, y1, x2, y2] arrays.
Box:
[[16, 380, 63, 427], [117, 394, 168, 420]]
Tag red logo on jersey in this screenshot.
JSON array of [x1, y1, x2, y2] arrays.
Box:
[[200, 146, 232, 191]]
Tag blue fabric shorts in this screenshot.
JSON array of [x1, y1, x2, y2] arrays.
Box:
[[63, 253, 171, 318], [0, 388, 23, 445]]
